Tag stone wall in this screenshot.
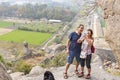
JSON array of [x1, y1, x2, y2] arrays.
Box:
[[96, 0, 120, 66]]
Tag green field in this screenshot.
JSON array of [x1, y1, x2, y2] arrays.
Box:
[[0, 30, 52, 45], [0, 21, 14, 28]]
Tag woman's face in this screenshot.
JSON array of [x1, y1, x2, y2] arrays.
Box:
[[87, 31, 91, 37]]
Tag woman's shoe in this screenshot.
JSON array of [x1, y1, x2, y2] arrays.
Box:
[[78, 72, 84, 77], [85, 74, 91, 79]]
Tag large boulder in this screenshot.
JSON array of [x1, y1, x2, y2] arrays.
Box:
[[96, 0, 120, 66], [29, 66, 44, 76], [10, 72, 24, 80], [0, 62, 12, 80]]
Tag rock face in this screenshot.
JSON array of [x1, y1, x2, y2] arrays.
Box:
[[29, 66, 44, 76], [96, 0, 120, 66], [0, 62, 12, 80]]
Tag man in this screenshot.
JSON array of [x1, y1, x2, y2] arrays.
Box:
[[64, 24, 84, 79]]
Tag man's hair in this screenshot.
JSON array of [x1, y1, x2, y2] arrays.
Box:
[[44, 71, 55, 80], [78, 24, 84, 28]]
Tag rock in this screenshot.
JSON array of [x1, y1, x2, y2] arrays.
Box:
[[0, 62, 12, 80], [29, 66, 44, 76], [96, 0, 120, 67], [23, 41, 32, 59], [103, 61, 112, 66], [111, 63, 116, 68], [45, 44, 66, 54], [10, 72, 24, 80], [7, 70, 12, 74]]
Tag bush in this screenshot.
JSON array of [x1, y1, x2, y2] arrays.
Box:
[[39, 50, 45, 56], [0, 55, 5, 63], [14, 60, 32, 74], [40, 52, 67, 68], [54, 37, 61, 44]]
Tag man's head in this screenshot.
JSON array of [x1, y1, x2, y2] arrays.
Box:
[[77, 24, 84, 34]]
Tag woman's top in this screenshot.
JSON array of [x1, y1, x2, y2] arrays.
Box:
[[81, 39, 91, 55]]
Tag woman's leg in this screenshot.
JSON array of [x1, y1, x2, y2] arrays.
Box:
[[86, 54, 92, 79], [78, 58, 85, 77]]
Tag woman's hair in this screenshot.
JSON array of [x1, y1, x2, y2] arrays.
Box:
[[87, 29, 93, 38]]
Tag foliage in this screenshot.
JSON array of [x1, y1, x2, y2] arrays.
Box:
[[54, 36, 62, 44], [18, 22, 62, 33], [39, 50, 45, 56], [0, 30, 52, 45], [0, 21, 14, 28], [40, 52, 67, 68], [14, 60, 32, 74], [0, 4, 77, 22], [0, 55, 5, 63]]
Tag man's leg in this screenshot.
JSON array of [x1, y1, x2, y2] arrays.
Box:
[[64, 51, 74, 78], [75, 62, 79, 71], [75, 54, 81, 74], [65, 63, 70, 74]]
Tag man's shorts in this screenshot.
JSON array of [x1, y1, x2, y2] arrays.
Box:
[[67, 51, 81, 64]]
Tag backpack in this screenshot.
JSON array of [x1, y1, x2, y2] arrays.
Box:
[[44, 71, 55, 80]]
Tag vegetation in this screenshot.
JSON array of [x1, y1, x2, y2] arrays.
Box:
[[14, 60, 32, 74], [18, 22, 62, 33], [0, 30, 52, 45], [40, 52, 67, 68], [0, 4, 77, 22], [0, 55, 5, 63], [0, 21, 14, 28]]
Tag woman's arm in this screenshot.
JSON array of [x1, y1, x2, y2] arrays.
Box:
[[88, 39, 94, 46]]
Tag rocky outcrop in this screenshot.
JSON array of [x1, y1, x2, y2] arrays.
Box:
[[29, 66, 44, 76], [96, 0, 120, 66], [0, 62, 12, 80], [45, 44, 66, 54]]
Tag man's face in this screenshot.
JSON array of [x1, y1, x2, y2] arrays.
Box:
[[78, 26, 84, 33]]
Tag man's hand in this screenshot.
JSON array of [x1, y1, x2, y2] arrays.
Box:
[[66, 48, 69, 54]]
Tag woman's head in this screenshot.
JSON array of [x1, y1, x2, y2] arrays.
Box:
[[87, 29, 93, 38]]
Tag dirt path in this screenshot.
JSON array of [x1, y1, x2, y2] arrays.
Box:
[[0, 28, 14, 35]]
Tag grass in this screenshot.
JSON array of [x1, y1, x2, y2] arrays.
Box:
[[0, 21, 14, 28], [0, 30, 52, 45]]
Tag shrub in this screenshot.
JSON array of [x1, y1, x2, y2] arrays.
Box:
[[0, 55, 5, 63], [54, 37, 61, 44], [14, 60, 32, 74], [40, 52, 67, 68]]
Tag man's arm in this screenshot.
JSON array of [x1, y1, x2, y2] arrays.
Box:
[[66, 39, 71, 54]]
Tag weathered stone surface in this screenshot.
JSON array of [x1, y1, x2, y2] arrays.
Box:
[[0, 62, 12, 80], [29, 66, 44, 76], [10, 72, 24, 80], [96, 0, 120, 66]]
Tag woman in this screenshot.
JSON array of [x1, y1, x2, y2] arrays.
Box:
[[77, 29, 94, 79]]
